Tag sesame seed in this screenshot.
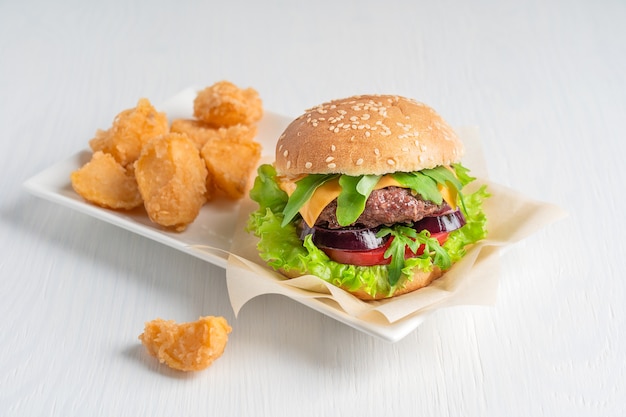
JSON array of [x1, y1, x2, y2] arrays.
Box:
[[328, 163, 336, 168], [283, 150, 289, 157], [356, 158, 364, 165], [387, 159, 395, 165], [305, 162, 312, 168], [286, 161, 291, 169], [331, 145, 336, 151], [325, 156, 334, 163], [365, 131, 371, 137], [374, 148, 380, 155]]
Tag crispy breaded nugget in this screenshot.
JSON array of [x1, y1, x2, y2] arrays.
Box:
[[170, 119, 214, 149], [89, 98, 169, 166], [193, 80, 263, 127], [201, 138, 262, 200], [134, 133, 207, 231], [70, 151, 142, 209], [139, 316, 232, 372], [171, 118, 258, 149]]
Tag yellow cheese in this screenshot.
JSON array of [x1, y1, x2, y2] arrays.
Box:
[[298, 177, 342, 228], [438, 183, 458, 211], [281, 173, 458, 227]]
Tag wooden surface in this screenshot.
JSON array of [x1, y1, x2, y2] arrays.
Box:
[[1, 0, 624, 415]]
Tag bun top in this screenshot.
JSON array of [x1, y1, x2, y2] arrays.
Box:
[[274, 95, 464, 177]]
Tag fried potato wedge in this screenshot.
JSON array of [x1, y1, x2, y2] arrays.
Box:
[[139, 316, 232, 372], [201, 138, 261, 200], [193, 80, 263, 127], [70, 151, 142, 209], [171, 118, 258, 150], [134, 133, 207, 231], [89, 98, 169, 166]]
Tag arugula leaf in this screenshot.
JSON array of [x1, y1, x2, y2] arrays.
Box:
[[356, 174, 382, 195], [451, 163, 476, 187], [336, 174, 381, 226], [281, 173, 338, 227], [377, 225, 418, 286], [377, 225, 452, 286], [421, 166, 463, 191], [392, 172, 442, 203]]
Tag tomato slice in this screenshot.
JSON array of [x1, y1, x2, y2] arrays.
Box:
[[322, 231, 449, 266], [323, 244, 390, 266]]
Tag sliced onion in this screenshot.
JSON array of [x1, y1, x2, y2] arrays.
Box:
[[412, 209, 466, 234], [297, 210, 465, 252], [298, 221, 387, 251]]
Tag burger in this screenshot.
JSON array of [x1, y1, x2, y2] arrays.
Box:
[[247, 95, 489, 300]]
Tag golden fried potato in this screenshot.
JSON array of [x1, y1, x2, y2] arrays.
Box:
[[171, 118, 258, 150], [89, 98, 169, 166], [134, 133, 207, 231], [70, 151, 142, 209], [193, 80, 263, 127], [201, 138, 262, 199], [139, 316, 232, 372]]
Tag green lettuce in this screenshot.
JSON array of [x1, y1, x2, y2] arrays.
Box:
[[247, 163, 489, 299]]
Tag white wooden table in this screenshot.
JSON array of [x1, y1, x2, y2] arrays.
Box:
[[1, 1, 624, 416]]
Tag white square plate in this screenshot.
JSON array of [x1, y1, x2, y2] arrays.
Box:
[[24, 88, 490, 342]]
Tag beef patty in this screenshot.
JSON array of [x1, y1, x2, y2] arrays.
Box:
[[315, 186, 447, 229]]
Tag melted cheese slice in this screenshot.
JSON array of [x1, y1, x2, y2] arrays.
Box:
[[280, 174, 458, 227]]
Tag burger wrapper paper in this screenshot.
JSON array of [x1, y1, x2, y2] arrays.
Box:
[[224, 127, 567, 335]]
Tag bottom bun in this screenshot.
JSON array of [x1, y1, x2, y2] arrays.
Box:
[[280, 266, 443, 301], [342, 267, 443, 300]]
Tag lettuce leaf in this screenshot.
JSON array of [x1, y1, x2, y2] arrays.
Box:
[[247, 163, 489, 299]]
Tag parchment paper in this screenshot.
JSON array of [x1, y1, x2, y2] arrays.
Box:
[[221, 127, 567, 326]]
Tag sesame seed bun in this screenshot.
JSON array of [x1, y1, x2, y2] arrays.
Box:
[[275, 95, 464, 177]]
